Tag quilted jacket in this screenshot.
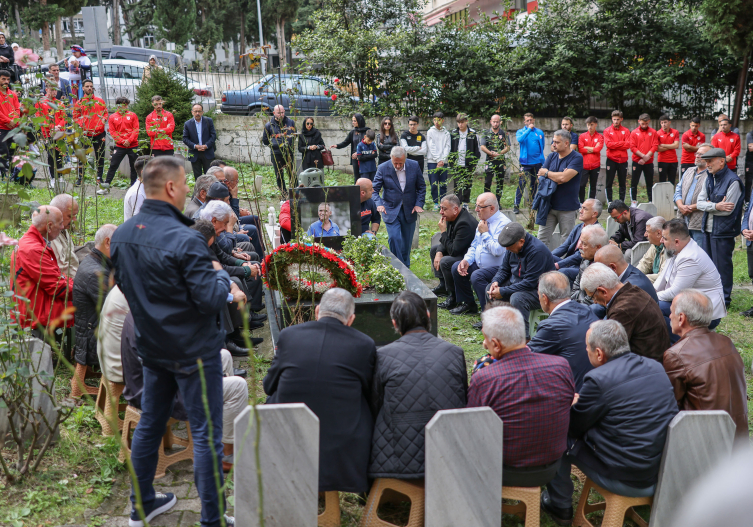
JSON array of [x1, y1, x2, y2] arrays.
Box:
[[73, 248, 114, 366], [368, 330, 468, 479]]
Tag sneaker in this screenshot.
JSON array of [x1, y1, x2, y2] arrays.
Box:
[[224, 515, 235, 526], [741, 306, 753, 318], [99, 182, 110, 189], [48, 178, 55, 188], [96, 188, 110, 195], [631, 200, 638, 207], [74, 178, 82, 187], [513, 205, 520, 214], [129, 492, 177, 527]]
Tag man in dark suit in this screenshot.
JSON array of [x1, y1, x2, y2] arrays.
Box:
[[182, 103, 217, 180], [373, 146, 426, 267], [263, 288, 376, 493], [594, 245, 659, 303], [529, 271, 598, 391], [551, 198, 602, 282]]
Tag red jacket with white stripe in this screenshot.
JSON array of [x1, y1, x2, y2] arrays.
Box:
[[629, 126, 658, 163], [656, 127, 679, 163], [711, 131, 741, 170], [680, 130, 706, 165], [603, 125, 631, 163], [145, 110, 175, 151], [108, 110, 140, 148], [0, 88, 21, 131], [578, 131, 604, 170], [34, 98, 67, 139], [73, 95, 108, 136]]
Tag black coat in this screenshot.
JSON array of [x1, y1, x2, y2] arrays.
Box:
[[438, 207, 478, 257], [0, 45, 14, 80], [298, 128, 325, 170], [336, 114, 369, 167], [263, 317, 377, 492], [369, 330, 467, 479], [610, 206, 652, 250], [449, 127, 482, 171], [73, 248, 114, 367], [377, 132, 399, 164]]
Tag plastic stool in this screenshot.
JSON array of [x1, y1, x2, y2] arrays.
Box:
[[318, 491, 340, 527], [95, 379, 126, 436], [528, 309, 549, 338], [503, 486, 540, 525], [573, 477, 652, 527], [359, 478, 424, 527], [70, 362, 100, 398]]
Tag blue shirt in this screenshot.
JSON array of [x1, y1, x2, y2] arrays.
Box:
[[463, 210, 511, 268], [673, 167, 707, 206], [542, 150, 583, 211], [194, 118, 203, 145], [516, 126, 545, 165], [307, 220, 340, 237], [356, 141, 377, 173]]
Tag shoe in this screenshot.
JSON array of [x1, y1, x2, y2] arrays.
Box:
[[250, 311, 267, 323], [540, 489, 573, 526], [513, 205, 520, 214], [438, 295, 457, 310], [247, 320, 264, 331], [48, 178, 55, 188], [74, 178, 82, 187], [129, 492, 177, 527], [96, 188, 109, 195], [631, 200, 638, 207], [431, 285, 449, 297], [450, 302, 478, 315], [472, 321, 483, 330], [740, 306, 753, 317], [226, 341, 249, 357], [224, 515, 235, 526], [231, 335, 264, 347], [233, 368, 247, 378], [223, 453, 234, 473]]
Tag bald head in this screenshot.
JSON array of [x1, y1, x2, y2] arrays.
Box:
[[49, 194, 78, 230], [32, 205, 64, 241], [356, 178, 373, 203], [594, 245, 628, 275], [476, 192, 499, 221], [223, 166, 239, 183]]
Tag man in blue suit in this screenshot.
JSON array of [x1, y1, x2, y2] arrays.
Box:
[[594, 245, 659, 303], [182, 103, 217, 180], [373, 146, 426, 267], [551, 198, 601, 282]]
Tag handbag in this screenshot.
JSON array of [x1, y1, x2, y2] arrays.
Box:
[[321, 148, 334, 167]]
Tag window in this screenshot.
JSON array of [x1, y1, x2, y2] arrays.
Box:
[[121, 66, 145, 79], [300, 79, 324, 96], [118, 52, 148, 62]]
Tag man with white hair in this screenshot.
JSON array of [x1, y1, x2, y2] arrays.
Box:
[[261, 104, 296, 192], [184, 172, 219, 219], [635, 215, 668, 283], [551, 198, 601, 282], [571, 224, 609, 310], [594, 244, 658, 303], [467, 306, 574, 487], [49, 193, 80, 279], [264, 288, 377, 494], [307, 202, 340, 237]]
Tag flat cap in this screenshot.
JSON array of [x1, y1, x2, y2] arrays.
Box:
[[498, 222, 526, 247], [207, 182, 230, 199], [700, 147, 727, 159]]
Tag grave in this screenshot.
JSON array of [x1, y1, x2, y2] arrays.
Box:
[[637, 202, 658, 217], [652, 182, 675, 221], [605, 216, 619, 239], [630, 241, 651, 266]]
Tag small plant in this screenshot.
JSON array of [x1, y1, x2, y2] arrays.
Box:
[[341, 235, 405, 294]]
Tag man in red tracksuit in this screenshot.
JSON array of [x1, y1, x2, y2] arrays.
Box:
[[680, 117, 705, 173], [711, 117, 741, 172], [35, 81, 67, 185], [100, 96, 140, 193], [629, 113, 659, 202], [578, 116, 603, 202], [0, 68, 21, 179], [603, 109, 631, 202], [73, 79, 108, 186], [656, 114, 680, 186], [145, 95, 175, 156]]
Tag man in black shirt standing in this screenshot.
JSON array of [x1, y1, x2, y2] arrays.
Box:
[[400, 116, 427, 176], [357, 177, 381, 236], [480, 114, 510, 201]]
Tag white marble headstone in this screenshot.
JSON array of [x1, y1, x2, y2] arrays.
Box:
[[630, 241, 651, 266], [650, 410, 736, 527], [234, 403, 319, 527], [651, 182, 675, 221], [606, 216, 619, 239], [425, 408, 503, 527], [637, 202, 658, 217]]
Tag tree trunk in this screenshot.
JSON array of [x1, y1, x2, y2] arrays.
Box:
[[112, 0, 122, 46], [275, 17, 286, 67], [55, 17, 64, 59], [69, 16, 76, 39], [14, 5, 22, 37], [731, 53, 750, 130], [121, 0, 134, 45], [41, 0, 51, 51], [239, 9, 246, 72]]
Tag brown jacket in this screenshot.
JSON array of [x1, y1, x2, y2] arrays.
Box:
[[606, 283, 670, 362], [663, 327, 749, 440]]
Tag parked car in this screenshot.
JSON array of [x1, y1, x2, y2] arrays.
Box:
[[34, 46, 181, 75], [220, 74, 339, 116]]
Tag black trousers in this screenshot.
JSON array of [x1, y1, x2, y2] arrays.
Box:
[[706, 235, 735, 306], [631, 163, 654, 202], [605, 161, 627, 202], [453, 165, 474, 204], [105, 147, 138, 185], [430, 244, 464, 293], [0, 128, 14, 176], [744, 155, 753, 203], [681, 163, 695, 174], [46, 145, 63, 180], [152, 149, 174, 157], [271, 150, 294, 194], [504, 459, 561, 488], [484, 159, 506, 200], [191, 152, 213, 180], [580, 168, 599, 202], [658, 161, 678, 186], [79, 132, 106, 181]]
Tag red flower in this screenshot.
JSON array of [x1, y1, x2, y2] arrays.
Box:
[[324, 90, 329, 96], [331, 95, 337, 101]]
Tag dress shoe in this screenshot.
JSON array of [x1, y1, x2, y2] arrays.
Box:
[[250, 312, 267, 323], [247, 319, 265, 331], [741, 306, 753, 317], [431, 285, 449, 297], [449, 302, 478, 315], [233, 368, 247, 378], [225, 341, 249, 357], [438, 295, 457, 310], [540, 489, 573, 526], [231, 335, 264, 347], [472, 321, 483, 330]]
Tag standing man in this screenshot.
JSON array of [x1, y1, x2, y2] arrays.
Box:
[[111, 156, 240, 527], [561, 116, 579, 152], [578, 116, 603, 203], [372, 146, 426, 267], [629, 113, 658, 203], [674, 143, 711, 248], [697, 148, 745, 308], [42, 63, 72, 101], [356, 177, 381, 237], [145, 95, 175, 156], [709, 113, 740, 137], [449, 113, 481, 206], [741, 184, 753, 317], [73, 79, 108, 186], [262, 104, 296, 194], [99, 97, 139, 194], [681, 117, 705, 173], [711, 118, 741, 172], [603, 110, 631, 203], [182, 103, 216, 180], [514, 113, 545, 214], [0, 69, 20, 179], [400, 115, 427, 176], [426, 111, 451, 206], [656, 114, 680, 186], [479, 114, 510, 202]]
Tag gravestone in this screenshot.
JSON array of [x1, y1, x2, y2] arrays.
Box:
[[500, 209, 517, 224], [652, 182, 675, 222], [606, 216, 619, 239], [594, 168, 607, 205], [425, 408, 503, 527], [637, 202, 658, 217], [411, 212, 420, 250], [234, 403, 319, 527], [650, 410, 736, 527], [0, 193, 22, 227], [630, 241, 651, 266]]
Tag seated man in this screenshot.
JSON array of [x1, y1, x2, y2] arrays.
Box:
[[594, 244, 659, 302], [97, 285, 130, 383], [487, 222, 556, 337], [529, 271, 598, 391], [357, 177, 381, 237], [607, 199, 652, 262], [121, 312, 248, 472], [636, 216, 668, 283], [468, 306, 575, 487], [263, 288, 376, 493], [184, 172, 220, 218], [580, 263, 669, 362], [571, 224, 609, 312], [450, 192, 510, 320], [307, 202, 340, 237], [49, 193, 80, 279], [430, 193, 478, 305], [664, 289, 748, 442], [551, 198, 602, 282], [542, 320, 678, 524], [73, 224, 117, 369], [223, 165, 265, 257], [194, 180, 262, 256]]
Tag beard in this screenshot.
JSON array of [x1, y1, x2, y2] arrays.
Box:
[[665, 247, 676, 258]]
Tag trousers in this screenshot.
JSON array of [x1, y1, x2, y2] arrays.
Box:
[[658, 162, 678, 186], [605, 161, 627, 202], [79, 132, 106, 181], [219, 349, 248, 444], [631, 163, 655, 202], [105, 147, 138, 185], [385, 207, 416, 268], [451, 262, 498, 311], [427, 163, 449, 205], [191, 152, 213, 180], [485, 279, 541, 337], [704, 235, 735, 306], [580, 168, 599, 202], [515, 164, 541, 207], [537, 209, 577, 250], [430, 244, 463, 293]]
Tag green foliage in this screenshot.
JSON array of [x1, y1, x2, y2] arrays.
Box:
[[700, 0, 753, 58], [132, 66, 195, 141], [20, 2, 66, 31], [154, 0, 197, 48], [341, 235, 405, 293]]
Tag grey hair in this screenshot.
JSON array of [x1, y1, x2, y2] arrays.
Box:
[[674, 289, 714, 328], [538, 271, 571, 302], [94, 224, 117, 247], [580, 262, 621, 294], [199, 200, 232, 222], [319, 288, 356, 324], [205, 166, 225, 178], [193, 174, 219, 198], [646, 216, 666, 232], [481, 306, 526, 349], [390, 146, 407, 159], [49, 193, 76, 212], [581, 224, 609, 247], [585, 198, 602, 216], [698, 143, 712, 149], [553, 129, 571, 144], [587, 320, 631, 360], [151, 95, 163, 102], [440, 193, 461, 208]]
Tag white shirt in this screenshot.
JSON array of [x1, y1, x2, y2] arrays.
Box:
[[97, 286, 130, 383], [550, 299, 571, 316], [458, 130, 469, 167], [124, 180, 146, 221], [396, 165, 406, 191], [463, 210, 511, 268]]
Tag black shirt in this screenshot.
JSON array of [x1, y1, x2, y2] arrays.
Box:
[[401, 130, 425, 169], [360, 198, 381, 236]]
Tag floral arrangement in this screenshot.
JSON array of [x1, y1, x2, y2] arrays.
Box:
[[263, 241, 362, 300], [341, 235, 405, 294]]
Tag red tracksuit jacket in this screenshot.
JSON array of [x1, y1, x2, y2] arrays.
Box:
[[34, 98, 67, 139], [108, 110, 140, 149], [0, 88, 21, 131], [712, 131, 741, 170], [145, 110, 175, 151], [578, 131, 604, 170], [656, 127, 679, 163], [629, 127, 658, 163], [73, 95, 108, 137], [603, 125, 631, 164], [680, 130, 706, 165]]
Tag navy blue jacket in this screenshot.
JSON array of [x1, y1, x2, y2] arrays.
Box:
[[743, 187, 753, 247], [570, 352, 678, 487], [702, 166, 745, 238], [528, 301, 598, 391], [111, 199, 231, 368], [552, 222, 585, 269], [492, 233, 556, 295], [621, 264, 659, 303], [532, 175, 556, 226], [182, 117, 216, 162], [372, 159, 426, 224]]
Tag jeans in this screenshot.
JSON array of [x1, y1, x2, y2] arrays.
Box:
[[689, 229, 705, 251], [427, 163, 449, 204], [430, 244, 463, 292], [239, 216, 265, 257], [580, 168, 599, 202], [705, 235, 735, 306], [79, 132, 106, 181], [191, 153, 213, 180], [484, 159, 506, 201], [631, 163, 654, 202], [360, 170, 375, 182], [605, 161, 627, 202], [538, 209, 577, 250], [451, 262, 498, 311], [105, 147, 138, 185], [515, 164, 541, 207], [658, 162, 678, 186], [485, 279, 541, 337], [130, 354, 225, 527], [385, 207, 416, 268], [660, 300, 720, 344]]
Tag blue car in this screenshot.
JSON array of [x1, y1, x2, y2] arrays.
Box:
[[220, 74, 337, 116]]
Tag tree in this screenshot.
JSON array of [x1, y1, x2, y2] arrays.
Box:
[[132, 66, 195, 145], [267, 0, 300, 66], [153, 0, 196, 49], [22, 0, 65, 52]]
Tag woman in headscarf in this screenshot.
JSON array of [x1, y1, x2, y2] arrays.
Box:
[[67, 45, 91, 99], [0, 34, 15, 81], [142, 55, 162, 81], [298, 117, 325, 171], [331, 113, 369, 181]]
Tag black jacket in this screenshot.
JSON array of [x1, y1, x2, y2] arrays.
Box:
[[492, 233, 556, 295], [263, 317, 377, 492], [569, 352, 678, 487], [0, 45, 14, 80], [438, 207, 478, 257], [377, 132, 399, 164], [336, 114, 369, 166], [449, 127, 482, 171], [261, 115, 296, 153], [211, 238, 251, 280], [73, 248, 114, 367], [298, 127, 325, 170], [369, 330, 467, 479], [610, 207, 652, 250], [111, 199, 231, 368]]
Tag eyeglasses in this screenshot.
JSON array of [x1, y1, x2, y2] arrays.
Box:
[[384, 122, 392, 126], [584, 289, 597, 302], [475, 204, 493, 210]]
